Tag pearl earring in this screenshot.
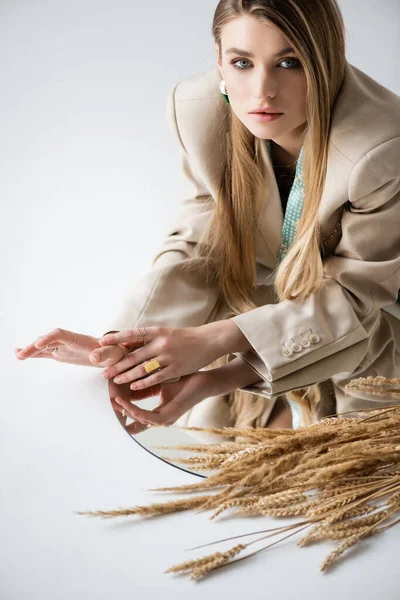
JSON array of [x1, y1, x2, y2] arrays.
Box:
[[219, 79, 230, 105]]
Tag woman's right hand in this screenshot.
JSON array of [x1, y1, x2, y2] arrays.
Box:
[[14, 327, 137, 368]]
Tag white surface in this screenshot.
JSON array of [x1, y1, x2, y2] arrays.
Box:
[[2, 1, 400, 597]]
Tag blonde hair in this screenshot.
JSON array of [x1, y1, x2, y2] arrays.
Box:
[[192, 0, 346, 426]]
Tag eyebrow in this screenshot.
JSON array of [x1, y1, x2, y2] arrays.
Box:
[[225, 46, 296, 58]]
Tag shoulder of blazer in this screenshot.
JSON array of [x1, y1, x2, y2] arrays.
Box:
[[329, 61, 400, 167], [167, 67, 230, 187], [172, 65, 229, 135], [173, 66, 222, 101]]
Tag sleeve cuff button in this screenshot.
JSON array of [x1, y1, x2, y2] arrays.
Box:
[[291, 343, 303, 353], [282, 347, 293, 357], [309, 333, 320, 344]]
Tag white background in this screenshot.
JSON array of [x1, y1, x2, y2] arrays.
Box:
[[2, 1, 400, 597]]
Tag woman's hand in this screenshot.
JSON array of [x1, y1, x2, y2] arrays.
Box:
[[109, 353, 264, 434], [14, 327, 139, 368], [97, 324, 229, 391], [110, 369, 215, 433], [97, 321, 251, 392]]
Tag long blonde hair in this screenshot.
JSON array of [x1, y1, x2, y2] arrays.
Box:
[[191, 0, 346, 426]]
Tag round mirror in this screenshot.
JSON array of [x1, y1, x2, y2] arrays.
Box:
[[107, 375, 284, 479]]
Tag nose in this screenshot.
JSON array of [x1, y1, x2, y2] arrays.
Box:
[[253, 69, 278, 100]]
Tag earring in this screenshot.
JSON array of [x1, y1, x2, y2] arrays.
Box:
[[219, 79, 230, 105]]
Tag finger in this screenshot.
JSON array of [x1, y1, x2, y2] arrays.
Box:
[[115, 396, 178, 427], [98, 327, 162, 347], [132, 402, 177, 427], [109, 350, 169, 386], [15, 340, 54, 359], [121, 341, 146, 349], [34, 328, 74, 349], [90, 344, 127, 366], [111, 398, 125, 414], [111, 398, 137, 418], [143, 378, 200, 423], [16, 328, 73, 358], [114, 397, 150, 425], [129, 367, 175, 391], [119, 402, 160, 425], [102, 345, 154, 381], [110, 385, 158, 403], [15, 346, 58, 360], [149, 395, 194, 426], [111, 400, 149, 434], [125, 421, 150, 435], [130, 385, 161, 401], [111, 397, 134, 418]]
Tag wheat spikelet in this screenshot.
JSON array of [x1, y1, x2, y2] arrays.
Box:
[[259, 502, 317, 517], [319, 528, 376, 571], [322, 503, 379, 526], [299, 509, 390, 547], [189, 544, 246, 581], [75, 494, 212, 518], [212, 491, 312, 520], [209, 496, 263, 520]]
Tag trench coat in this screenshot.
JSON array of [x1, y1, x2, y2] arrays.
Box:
[[105, 60, 400, 436]]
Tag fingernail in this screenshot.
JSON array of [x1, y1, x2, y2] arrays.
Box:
[[91, 352, 100, 363], [114, 377, 122, 383]]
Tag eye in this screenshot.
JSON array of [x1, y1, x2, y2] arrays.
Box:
[[230, 57, 301, 70], [231, 58, 251, 70], [280, 57, 301, 69]]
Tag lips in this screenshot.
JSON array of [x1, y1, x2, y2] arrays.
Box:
[[250, 110, 283, 114], [249, 112, 283, 122], [249, 107, 283, 114]]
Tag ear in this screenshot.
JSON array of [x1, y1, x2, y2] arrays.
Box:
[[215, 43, 223, 77]]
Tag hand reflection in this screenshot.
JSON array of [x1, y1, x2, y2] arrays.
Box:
[[108, 377, 151, 435], [108, 370, 215, 434]]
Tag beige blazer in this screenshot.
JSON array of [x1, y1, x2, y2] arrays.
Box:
[[106, 60, 400, 423]]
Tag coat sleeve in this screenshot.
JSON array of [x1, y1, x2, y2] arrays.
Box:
[[102, 83, 220, 336], [231, 136, 400, 399]]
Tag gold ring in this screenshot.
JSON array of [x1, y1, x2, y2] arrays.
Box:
[[144, 359, 161, 374]]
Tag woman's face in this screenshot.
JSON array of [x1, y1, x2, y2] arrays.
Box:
[[216, 15, 308, 147]]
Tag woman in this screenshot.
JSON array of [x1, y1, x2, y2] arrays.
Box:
[[15, 0, 400, 439]]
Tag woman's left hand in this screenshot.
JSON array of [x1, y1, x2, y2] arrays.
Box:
[[96, 324, 228, 391]]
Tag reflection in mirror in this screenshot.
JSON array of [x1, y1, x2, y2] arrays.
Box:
[[108, 376, 210, 478], [108, 373, 294, 479]]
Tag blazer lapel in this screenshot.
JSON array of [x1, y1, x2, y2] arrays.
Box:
[[255, 137, 353, 269]]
